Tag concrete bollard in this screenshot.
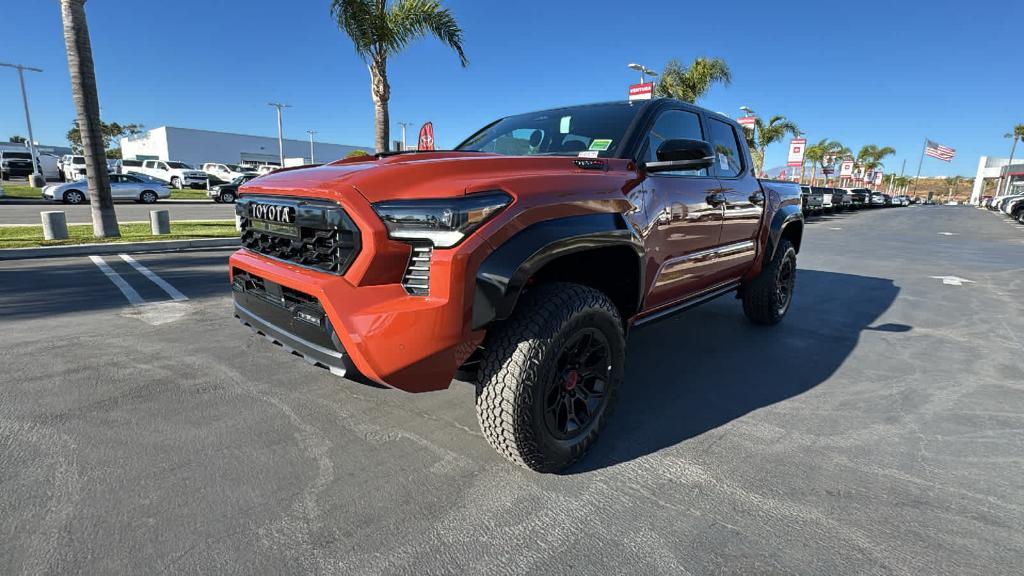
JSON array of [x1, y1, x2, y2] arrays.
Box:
[[29, 174, 46, 188], [41, 211, 69, 240], [150, 209, 170, 235]]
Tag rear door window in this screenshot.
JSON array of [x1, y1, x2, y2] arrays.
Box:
[[707, 119, 744, 178]]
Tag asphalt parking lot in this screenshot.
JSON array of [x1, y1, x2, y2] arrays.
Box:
[[0, 199, 236, 225], [1, 206, 1022, 575]]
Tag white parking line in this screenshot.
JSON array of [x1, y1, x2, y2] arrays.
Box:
[[89, 255, 145, 306], [118, 254, 189, 301]]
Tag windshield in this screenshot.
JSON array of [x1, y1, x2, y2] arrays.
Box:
[[166, 161, 192, 169], [231, 175, 255, 184], [72, 157, 85, 164], [456, 102, 642, 158], [228, 164, 251, 172], [3, 152, 32, 160]]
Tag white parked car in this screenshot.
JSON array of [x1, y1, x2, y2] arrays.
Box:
[[256, 164, 279, 176], [201, 162, 257, 184], [42, 173, 170, 204], [139, 159, 208, 189]]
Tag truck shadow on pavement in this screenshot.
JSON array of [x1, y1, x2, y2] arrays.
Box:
[[571, 269, 902, 474]]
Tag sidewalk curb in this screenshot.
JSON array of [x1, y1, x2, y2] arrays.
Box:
[[0, 237, 239, 260]]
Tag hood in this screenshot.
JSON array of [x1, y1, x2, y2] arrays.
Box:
[[240, 152, 633, 203]]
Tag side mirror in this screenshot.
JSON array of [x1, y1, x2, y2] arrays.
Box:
[[645, 139, 715, 172]]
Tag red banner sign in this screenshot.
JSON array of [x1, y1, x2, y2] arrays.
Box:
[[417, 122, 435, 151], [628, 82, 654, 101]]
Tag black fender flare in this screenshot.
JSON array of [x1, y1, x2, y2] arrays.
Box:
[[472, 213, 644, 330], [766, 204, 804, 261]]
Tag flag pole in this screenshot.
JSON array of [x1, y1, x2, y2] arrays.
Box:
[[911, 138, 926, 196]]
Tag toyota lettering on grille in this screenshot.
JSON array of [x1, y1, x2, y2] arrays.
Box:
[[250, 203, 296, 224]]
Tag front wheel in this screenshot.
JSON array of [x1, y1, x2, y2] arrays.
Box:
[[219, 191, 236, 203], [63, 189, 86, 204], [475, 282, 625, 473], [741, 239, 797, 325]]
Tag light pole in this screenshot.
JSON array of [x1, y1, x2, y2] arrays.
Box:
[[397, 122, 413, 151], [627, 63, 658, 85], [268, 102, 291, 166], [1, 62, 44, 187], [306, 129, 317, 164]]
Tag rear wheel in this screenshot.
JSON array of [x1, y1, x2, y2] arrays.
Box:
[[63, 189, 85, 204], [140, 190, 158, 204], [742, 239, 797, 325], [220, 190, 236, 203], [475, 282, 625, 473]]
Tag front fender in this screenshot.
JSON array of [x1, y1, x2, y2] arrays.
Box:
[[473, 213, 643, 330]]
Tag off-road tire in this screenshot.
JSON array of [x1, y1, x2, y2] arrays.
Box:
[[475, 282, 625, 473], [742, 239, 797, 325]]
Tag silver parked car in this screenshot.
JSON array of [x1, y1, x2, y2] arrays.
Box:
[[42, 173, 171, 204]]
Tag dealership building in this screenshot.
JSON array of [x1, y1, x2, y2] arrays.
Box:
[[120, 126, 372, 168], [970, 156, 1024, 203]]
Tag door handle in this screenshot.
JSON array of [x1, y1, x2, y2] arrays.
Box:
[[749, 191, 765, 205], [706, 192, 727, 206]]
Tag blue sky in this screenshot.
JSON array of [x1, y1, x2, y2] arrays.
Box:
[[1, 0, 1021, 176]]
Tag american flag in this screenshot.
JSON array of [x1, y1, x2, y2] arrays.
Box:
[[925, 140, 956, 162]]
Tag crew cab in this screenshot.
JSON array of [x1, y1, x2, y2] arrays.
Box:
[[1, 150, 35, 180], [800, 185, 823, 213], [139, 160, 208, 189], [228, 98, 804, 472]]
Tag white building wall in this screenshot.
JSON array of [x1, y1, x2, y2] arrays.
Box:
[[971, 156, 1019, 203], [121, 127, 371, 168]]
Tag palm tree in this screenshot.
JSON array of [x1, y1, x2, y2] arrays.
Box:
[[331, 0, 467, 153], [1000, 124, 1024, 194], [854, 145, 895, 186], [803, 139, 829, 185], [744, 115, 800, 176], [654, 57, 731, 103], [60, 0, 118, 237]]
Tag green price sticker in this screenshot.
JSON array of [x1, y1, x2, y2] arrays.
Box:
[[589, 139, 612, 151]]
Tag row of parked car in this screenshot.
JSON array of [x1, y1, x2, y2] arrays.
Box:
[[799, 186, 914, 214], [35, 156, 282, 204], [982, 192, 1024, 224]]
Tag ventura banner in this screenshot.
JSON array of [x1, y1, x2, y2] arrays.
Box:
[[787, 138, 807, 167], [840, 160, 855, 177]]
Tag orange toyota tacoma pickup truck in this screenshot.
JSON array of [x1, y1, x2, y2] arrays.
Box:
[[229, 98, 803, 472]]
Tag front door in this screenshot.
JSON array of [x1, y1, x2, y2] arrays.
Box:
[[708, 118, 762, 277], [638, 108, 725, 311]]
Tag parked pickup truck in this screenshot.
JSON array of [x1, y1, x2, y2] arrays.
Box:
[[228, 98, 804, 472], [139, 160, 208, 189], [800, 185, 823, 213]]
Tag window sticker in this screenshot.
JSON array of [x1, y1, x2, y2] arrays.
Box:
[[589, 139, 612, 151], [559, 116, 571, 134], [578, 150, 599, 158], [719, 153, 730, 171]]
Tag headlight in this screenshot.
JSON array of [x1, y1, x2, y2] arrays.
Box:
[[372, 191, 512, 248]]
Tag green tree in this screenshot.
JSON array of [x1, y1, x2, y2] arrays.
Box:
[[330, 0, 467, 153], [654, 57, 732, 103], [1001, 124, 1024, 194], [8, 135, 27, 143], [854, 145, 895, 185], [803, 138, 837, 185], [60, 0, 119, 238], [744, 115, 801, 176], [66, 119, 143, 154], [345, 149, 370, 158]]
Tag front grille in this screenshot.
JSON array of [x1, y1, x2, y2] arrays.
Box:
[[238, 196, 360, 275], [402, 243, 432, 296]]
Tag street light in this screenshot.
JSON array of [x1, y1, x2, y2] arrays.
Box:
[[268, 102, 291, 166], [397, 122, 413, 151], [0, 61, 44, 187], [306, 129, 317, 164], [739, 106, 755, 117], [627, 63, 658, 85]]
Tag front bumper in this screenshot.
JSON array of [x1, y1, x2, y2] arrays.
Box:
[[229, 225, 483, 393]]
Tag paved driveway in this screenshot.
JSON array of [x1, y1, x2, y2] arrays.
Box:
[[1, 206, 1022, 574]]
